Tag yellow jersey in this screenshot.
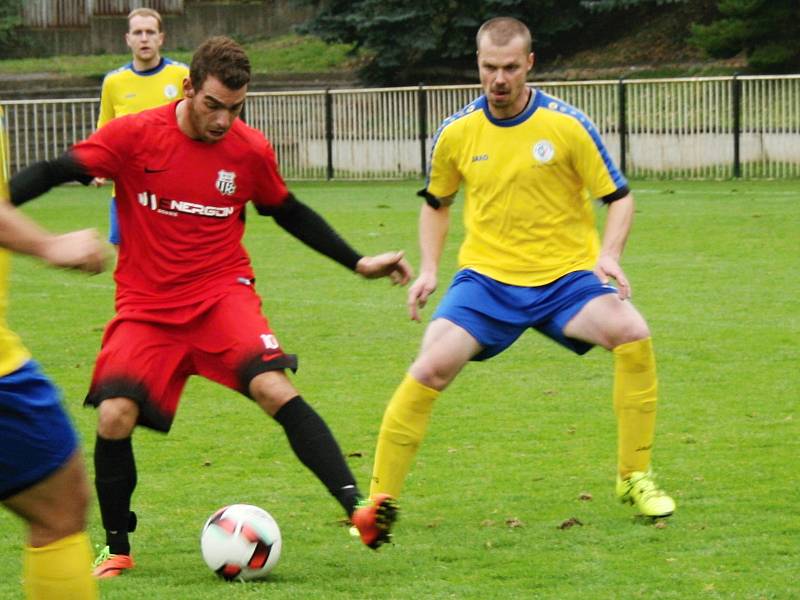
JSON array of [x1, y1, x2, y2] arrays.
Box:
[[427, 90, 628, 287], [0, 106, 31, 376], [97, 57, 189, 128]]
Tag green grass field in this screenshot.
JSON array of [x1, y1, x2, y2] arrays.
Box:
[[1, 179, 798, 599]]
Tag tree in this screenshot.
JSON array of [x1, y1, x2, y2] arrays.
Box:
[[298, 0, 587, 84], [689, 0, 800, 73], [0, 0, 21, 49], [0, 0, 34, 59]]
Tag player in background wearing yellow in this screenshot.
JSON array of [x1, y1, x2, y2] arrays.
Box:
[[0, 106, 108, 599], [95, 7, 189, 245], [364, 17, 675, 533]]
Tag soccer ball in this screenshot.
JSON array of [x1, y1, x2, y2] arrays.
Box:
[[200, 504, 282, 581]]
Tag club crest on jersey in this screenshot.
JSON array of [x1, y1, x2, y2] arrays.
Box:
[[215, 170, 237, 196], [164, 84, 179, 99], [532, 140, 555, 164]]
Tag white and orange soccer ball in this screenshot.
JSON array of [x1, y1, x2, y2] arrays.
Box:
[[200, 504, 282, 581]]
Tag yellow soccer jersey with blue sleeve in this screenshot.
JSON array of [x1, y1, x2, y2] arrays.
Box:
[[97, 57, 189, 127], [426, 90, 628, 287], [0, 106, 32, 377]]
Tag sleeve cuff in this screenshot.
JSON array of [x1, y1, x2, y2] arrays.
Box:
[[601, 185, 630, 204]]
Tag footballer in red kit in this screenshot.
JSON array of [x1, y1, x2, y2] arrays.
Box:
[[73, 102, 296, 432], [10, 36, 408, 576]]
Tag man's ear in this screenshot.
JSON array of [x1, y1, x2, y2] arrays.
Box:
[[182, 77, 194, 98]]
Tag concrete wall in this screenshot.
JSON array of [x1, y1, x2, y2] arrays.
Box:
[[628, 133, 800, 170], [20, 1, 314, 57]]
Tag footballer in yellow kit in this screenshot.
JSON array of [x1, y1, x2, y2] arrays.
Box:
[[369, 17, 675, 529]]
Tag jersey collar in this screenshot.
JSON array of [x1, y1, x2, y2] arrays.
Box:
[[480, 87, 539, 127], [130, 57, 167, 76]]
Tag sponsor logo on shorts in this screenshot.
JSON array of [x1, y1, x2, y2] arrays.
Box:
[[137, 191, 235, 218]]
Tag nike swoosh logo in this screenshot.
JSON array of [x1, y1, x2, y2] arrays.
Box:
[[144, 167, 168, 173]]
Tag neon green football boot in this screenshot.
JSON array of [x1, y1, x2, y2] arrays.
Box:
[[616, 470, 676, 517]]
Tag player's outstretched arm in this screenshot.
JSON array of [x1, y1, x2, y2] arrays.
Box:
[[10, 152, 93, 206], [0, 201, 109, 274], [267, 193, 411, 284]]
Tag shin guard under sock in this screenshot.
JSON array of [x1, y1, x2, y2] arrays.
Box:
[[274, 396, 361, 516], [613, 337, 658, 477], [370, 373, 439, 498], [94, 435, 137, 555]]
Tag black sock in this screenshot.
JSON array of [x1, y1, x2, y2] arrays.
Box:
[[94, 435, 137, 555], [273, 396, 362, 516]]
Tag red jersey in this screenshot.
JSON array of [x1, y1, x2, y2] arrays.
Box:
[[73, 101, 288, 314]]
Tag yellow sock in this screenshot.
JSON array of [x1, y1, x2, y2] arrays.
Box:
[[370, 373, 439, 498], [23, 531, 98, 600], [613, 337, 658, 478]]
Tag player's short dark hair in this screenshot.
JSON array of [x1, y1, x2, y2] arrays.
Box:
[[190, 36, 251, 91], [476, 17, 532, 54]]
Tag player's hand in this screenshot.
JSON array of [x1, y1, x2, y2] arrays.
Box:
[[594, 254, 631, 300], [41, 229, 110, 275], [407, 271, 437, 322], [355, 251, 413, 285], [90, 177, 107, 187]]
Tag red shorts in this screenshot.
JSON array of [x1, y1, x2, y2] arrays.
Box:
[[85, 283, 297, 432]]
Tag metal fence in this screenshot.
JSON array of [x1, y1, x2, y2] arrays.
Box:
[[1, 98, 98, 170], [2, 75, 799, 180]]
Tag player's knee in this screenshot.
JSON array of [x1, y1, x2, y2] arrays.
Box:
[[96, 397, 138, 438], [249, 371, 298, 416], [29, 514, 86, 547], [409, 361, 453, 391], [608, 317, 651, 348]]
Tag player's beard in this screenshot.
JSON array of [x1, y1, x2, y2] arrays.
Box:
[[489, 86, 513, 108]]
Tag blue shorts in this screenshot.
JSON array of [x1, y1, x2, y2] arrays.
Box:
[[109, 197, 120, 245], [0, 360, 78, 500], [432, 269, 617, 360]]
